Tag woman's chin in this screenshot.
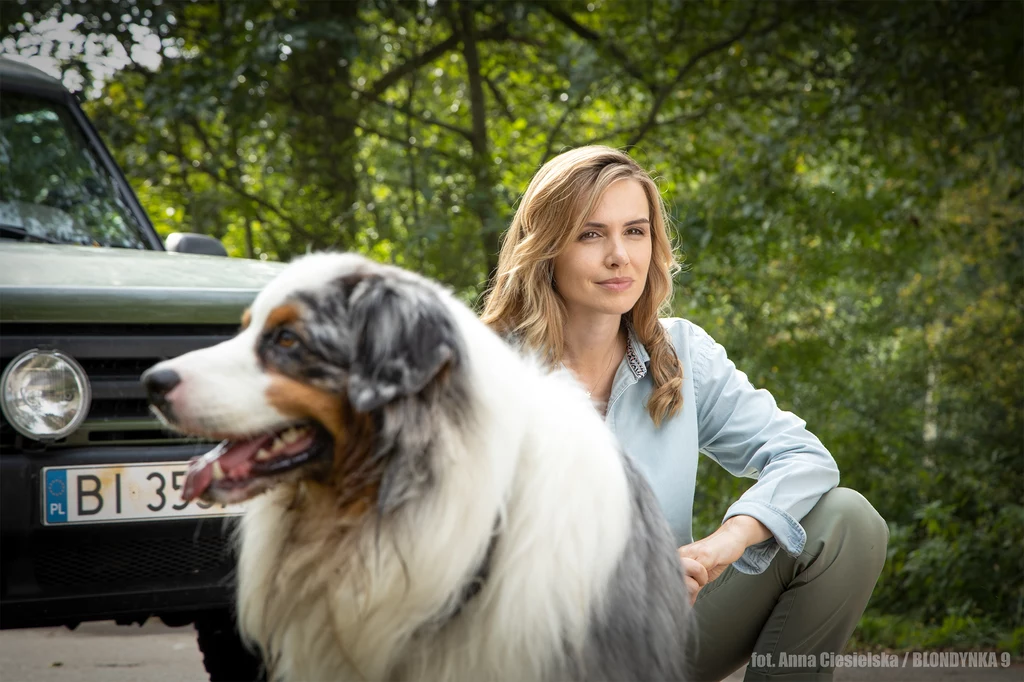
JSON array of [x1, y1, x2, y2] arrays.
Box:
[[560, 289, 643, 318]]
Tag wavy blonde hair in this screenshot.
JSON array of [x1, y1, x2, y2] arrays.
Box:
[[480, 146, 684, 426]]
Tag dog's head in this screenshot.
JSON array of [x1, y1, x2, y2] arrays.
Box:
[[141, 253, 464, 506]]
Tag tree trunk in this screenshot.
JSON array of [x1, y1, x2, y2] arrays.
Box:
[[456, 1, 503, 284]]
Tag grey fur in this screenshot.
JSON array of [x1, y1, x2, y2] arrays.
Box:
[[283, 267, 473, 518], [292, 273, 464, 414], [346, 275, 460, 412], [574, 452, 692, 681], [242, 255, 694, 680]]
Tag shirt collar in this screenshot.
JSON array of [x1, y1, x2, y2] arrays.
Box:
[[624, 322, 649, 380]]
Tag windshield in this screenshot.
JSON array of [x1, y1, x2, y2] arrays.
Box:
[[0, 91, 151, 249]]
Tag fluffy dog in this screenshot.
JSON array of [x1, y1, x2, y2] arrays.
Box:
[[142, 253, 690, 681]]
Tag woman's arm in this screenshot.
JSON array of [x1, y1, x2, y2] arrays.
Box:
[[678, 515, 771, 601], [687, 322, 840, 575]]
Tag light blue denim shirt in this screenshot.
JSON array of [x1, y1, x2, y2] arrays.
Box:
[[600, 318, 840, 575]]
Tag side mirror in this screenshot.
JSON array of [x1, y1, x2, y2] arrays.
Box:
[[165, 232, 228, 257]]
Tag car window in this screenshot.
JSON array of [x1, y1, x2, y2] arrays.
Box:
[[0, 91, 151, 249]]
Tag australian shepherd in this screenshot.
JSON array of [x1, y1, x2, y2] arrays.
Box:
[[142, 253, 690, 681]]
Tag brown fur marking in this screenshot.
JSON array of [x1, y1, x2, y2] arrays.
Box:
[[265, 373, 380, 520], [263, 303, 301, 332], [265, 373, 346, 442]]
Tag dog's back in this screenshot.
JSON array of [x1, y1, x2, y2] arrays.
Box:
[[578, 454, 691, 680]]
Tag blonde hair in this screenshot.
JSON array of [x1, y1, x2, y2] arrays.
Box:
[[480, 146, 684, 426]]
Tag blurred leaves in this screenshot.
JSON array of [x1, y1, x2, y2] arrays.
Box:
[[4, 0, 1022, 644]]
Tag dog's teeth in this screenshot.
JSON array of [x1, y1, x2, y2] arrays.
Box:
[[282, 429, 299, 444], [212, 461, 225, 480], [256, 448, 273, 461], [273, 437, 287, 452]]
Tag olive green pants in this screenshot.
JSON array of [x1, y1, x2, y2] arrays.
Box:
[[686, 488, 889, 682]]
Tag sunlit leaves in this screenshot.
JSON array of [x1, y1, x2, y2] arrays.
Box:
[[4, 0, 1021, 640]]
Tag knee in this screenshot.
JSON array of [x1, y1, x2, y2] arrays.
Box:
[[812, 487, 889, 565]]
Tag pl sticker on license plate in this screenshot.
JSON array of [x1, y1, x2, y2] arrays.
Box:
[[42, 462, 242, 525]]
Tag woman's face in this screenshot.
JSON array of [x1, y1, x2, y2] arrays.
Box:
[[552, 179, 652, 321]]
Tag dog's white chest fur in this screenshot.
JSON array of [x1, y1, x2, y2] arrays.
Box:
[[235, 354, 635, 681], [152, 254, 689, 681]]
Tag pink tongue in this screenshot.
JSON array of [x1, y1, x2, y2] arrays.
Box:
[[182, 433, 276, 502], [217, 434, 276, 470]]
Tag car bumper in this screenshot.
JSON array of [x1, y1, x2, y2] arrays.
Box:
[[1, 443, 239, 629]]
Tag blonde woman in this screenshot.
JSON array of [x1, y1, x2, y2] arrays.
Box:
[[481, 146, 888, 682]]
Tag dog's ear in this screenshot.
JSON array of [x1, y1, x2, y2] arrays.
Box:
[[345, 275, 459, 412]]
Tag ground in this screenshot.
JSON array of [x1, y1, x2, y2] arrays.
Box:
[[0, 620, 1020, 681]]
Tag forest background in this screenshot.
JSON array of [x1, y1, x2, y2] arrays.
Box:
[[3, 0, 1022, 654]]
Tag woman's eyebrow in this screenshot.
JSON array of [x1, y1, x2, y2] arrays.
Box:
[[583, 218, 651, 228]]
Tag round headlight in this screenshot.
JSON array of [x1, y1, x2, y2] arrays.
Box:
[[0, 349, 92, 441]]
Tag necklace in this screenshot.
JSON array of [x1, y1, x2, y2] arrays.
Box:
[[568, 333, 622, 400]]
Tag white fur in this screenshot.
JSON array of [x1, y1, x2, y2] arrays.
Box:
[[163, 254, 637, 681]]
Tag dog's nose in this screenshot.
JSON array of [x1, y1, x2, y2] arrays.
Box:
[[142, 367, 182, 406]]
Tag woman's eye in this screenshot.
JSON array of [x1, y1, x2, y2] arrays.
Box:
[[275, 329, 301, 349], [579, 231, 600, 240]]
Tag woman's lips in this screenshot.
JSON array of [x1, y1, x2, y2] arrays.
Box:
[[597, 278, 634, 292]]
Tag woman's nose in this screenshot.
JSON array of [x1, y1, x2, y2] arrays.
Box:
[[606, 238, 630, 267]]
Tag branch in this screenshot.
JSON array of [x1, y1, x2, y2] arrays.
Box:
[[405, 70, 422, 231], [583, 83, 795, 147], [541, 3, 656, 91], [205, 165, 318, 244], [540, 79, 600, 164], [364, 33, 461, 101], [627, 7, 768, 147], [358, 121, 461, 161], [180, 117, 317, 243], [361, 22, 516, 101], [322, 108, 463, 161], [362, 95, 474, 139], [484, 73, 516, 123], [252, 207, 285, 257], [585, 104, 715, 146], [459, 1, 489, 157]]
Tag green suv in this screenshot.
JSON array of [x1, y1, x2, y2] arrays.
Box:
[[0, 57, 279, 675]]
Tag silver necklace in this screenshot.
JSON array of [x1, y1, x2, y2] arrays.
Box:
[[572, 335, 622, 399]]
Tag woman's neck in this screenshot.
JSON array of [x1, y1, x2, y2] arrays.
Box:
[[562, 314, 624, 369], [561, 313, 626, 408]]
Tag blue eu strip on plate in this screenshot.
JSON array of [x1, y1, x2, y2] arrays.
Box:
[[44, 468, 69, 524]]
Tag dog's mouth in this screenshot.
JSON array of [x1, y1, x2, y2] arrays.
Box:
[[182, 423, 333, 504]]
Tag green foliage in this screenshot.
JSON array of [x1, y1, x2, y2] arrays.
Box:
[[4, 0, 1021, 648], [851, 611, 1024, 654]]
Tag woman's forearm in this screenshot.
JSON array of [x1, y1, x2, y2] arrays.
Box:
[[720, 514, 772, 548]]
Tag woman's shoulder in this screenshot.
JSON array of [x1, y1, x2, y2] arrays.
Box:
[[658, 316, 715, 348], [656, 317, 719, 378]]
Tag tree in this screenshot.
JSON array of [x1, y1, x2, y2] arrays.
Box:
[[5, 0, 1021, 647]]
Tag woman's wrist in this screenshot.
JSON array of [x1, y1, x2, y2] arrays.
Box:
[[720, 514, 772, 550]]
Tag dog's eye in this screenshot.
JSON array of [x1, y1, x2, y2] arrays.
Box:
[[275, 329, 302, 349]]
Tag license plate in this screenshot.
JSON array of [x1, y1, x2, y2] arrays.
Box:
[[42, 462, 243, 525]]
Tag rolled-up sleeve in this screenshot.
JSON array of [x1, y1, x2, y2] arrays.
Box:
[[691, 325, 840, 574]]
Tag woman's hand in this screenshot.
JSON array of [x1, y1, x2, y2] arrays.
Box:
[[677, 515, 772, 603], [679, 557, 709, 606]]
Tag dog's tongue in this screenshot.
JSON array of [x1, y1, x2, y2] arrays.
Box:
[[182, 434, 275, 502]]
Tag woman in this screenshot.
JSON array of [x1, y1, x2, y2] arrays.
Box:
[[480, 146, 888, 682]]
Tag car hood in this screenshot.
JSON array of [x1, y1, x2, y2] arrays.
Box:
[[0, 243, 290, 323]]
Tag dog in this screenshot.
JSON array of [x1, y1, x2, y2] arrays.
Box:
[[142, 253, 690, 681]]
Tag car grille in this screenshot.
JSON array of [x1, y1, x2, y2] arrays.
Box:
[[0, 323, 239, 449], [33, 532, 235, 593]]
